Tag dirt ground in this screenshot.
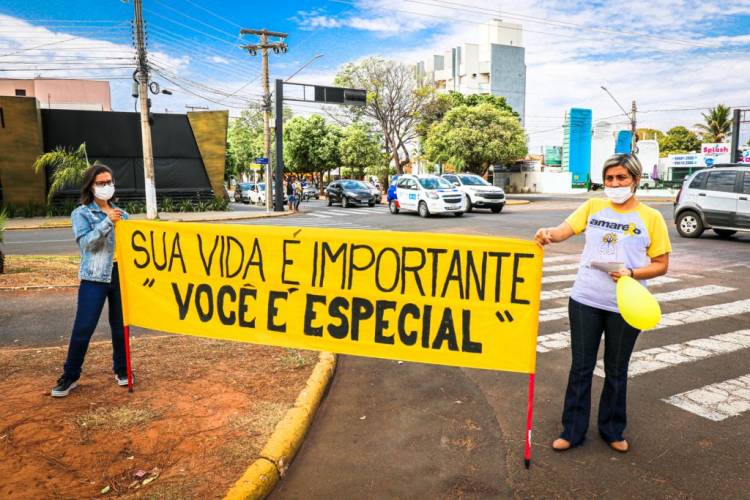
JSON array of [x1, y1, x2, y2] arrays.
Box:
[[0, 255, 80, 288], [0, 332, 318, 498]]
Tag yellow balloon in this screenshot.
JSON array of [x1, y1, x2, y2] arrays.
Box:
[[616, 276, 661, 330]]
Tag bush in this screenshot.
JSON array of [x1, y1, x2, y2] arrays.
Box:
[[124, 201, 145, 214], [210, 197, 229, 211], [178, 199, 194, 212], [159, 197, 175, 213]]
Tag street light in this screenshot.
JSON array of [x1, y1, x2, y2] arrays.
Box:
[[285, 54, 324, 82], [600, 86, 636, 152]]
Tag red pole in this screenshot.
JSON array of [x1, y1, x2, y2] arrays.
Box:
[[524, 373, 535, 469], [124, 324, 133, 393]]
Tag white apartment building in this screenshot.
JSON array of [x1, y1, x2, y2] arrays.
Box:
[[415, 19, 526, 124]]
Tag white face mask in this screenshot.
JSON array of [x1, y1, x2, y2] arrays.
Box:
[[94, 184, 115, 201], [604, 186, 633, 204]]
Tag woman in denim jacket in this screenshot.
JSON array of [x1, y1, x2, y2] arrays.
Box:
[[52, 164, 130, 397]]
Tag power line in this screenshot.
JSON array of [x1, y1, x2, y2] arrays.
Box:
[[408, 0, 715, 49], [152, 0, 240, 39]]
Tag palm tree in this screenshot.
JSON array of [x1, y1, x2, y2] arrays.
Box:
[[694, 104, 732, 143], [0, 208, 7, 274], [33, 143, 90, 204]]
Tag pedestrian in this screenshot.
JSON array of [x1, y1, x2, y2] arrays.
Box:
[[294, 176, 303, 211], [286, 175, 296, 212], [534, 153, 671, 453], [51, 164, 130, 397]]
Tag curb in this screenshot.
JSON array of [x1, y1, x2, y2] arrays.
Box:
[[224, 351, 337, 500], [506, 199, 530, 205], [0, 284, 78, 291]]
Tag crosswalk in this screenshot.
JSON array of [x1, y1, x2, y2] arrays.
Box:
[[538, 253, 750, 423], [233, 205, 390, 230]]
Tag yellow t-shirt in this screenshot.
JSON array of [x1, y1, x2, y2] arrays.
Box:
[[564, 198, 672, 312]]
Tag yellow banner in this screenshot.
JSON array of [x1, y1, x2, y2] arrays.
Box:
[[115, 220, 543, 374]]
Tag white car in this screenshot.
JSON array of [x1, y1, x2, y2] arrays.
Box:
[[252, 183, 287, 206], [390, 174, 465, 217], [441, 173, 506, 213]]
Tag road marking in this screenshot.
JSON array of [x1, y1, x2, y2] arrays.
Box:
[[327, 209, 355, 215], [593, 329, 750, 378], [542, 274, 579, 284], [305, 212, 333, 218], [537, 299, 750, 353], [663, 374, 750, 421], [544, 255, 581, 263], [540, 276, 681, 299], [540, 285, 735, 322], [543, 263, 580, 272]]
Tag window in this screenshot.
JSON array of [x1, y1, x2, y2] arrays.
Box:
[[443, 175, 458, 184], [743, 173, 750, 195], [689, 171, 708, 189], [397, 178, 411, 188], [705, 171, 738, 193], [14, 89, 26, 96]]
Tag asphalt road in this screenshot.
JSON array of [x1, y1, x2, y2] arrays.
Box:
[[3, 196, 750, 498]]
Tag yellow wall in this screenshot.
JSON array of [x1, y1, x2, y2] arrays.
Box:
[[0, 96, 46, 206], [187, 110, 228, 199]]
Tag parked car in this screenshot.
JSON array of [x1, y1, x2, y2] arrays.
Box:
[[673, 164, 750, 238], [441, 173, 506, 213], [234, 182, 255, 204], [390, 174, 465, 217], [325, 179, 376, 207], [253, 182, 287, 206], [302, 183, 320, 201]]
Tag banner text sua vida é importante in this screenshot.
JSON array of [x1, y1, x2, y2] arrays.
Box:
[[115, 220, 543, 373]]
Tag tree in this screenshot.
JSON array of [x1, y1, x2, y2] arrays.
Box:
[[226, 104, 293, 180], [694, 104, 732, 143], [417, 90, 519, 141], [339, 123, 384, 179], [335, 57, 432, 174], [424, 104, 527, 175], [636, 128, 664, 141], [658, 126, 701, 156], [33, 143, 90, 204], [284, 115, 342, 189]]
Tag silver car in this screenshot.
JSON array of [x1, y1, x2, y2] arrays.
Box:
[[673, 164, 750, 238]]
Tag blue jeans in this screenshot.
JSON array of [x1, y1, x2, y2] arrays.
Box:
[[560, 298, 640, 445], [63, 264, 126, 379]]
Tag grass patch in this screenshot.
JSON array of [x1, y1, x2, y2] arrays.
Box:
[[280, 349, 317, 370], [75, 406, 159, 431], [227, 401, 287, 434]]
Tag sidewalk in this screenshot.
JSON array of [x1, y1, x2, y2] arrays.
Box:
[[5, 207, 295, 231]]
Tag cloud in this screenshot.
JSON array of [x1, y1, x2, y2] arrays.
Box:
[[210, 56, 230, 64]]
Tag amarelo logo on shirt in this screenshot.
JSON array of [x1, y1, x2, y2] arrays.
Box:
[[589, 218, 641, 236]]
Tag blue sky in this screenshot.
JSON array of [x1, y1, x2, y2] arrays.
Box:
[[2, 0, 750, 149]]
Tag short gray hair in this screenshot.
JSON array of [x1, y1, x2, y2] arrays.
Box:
[[602, 153, 642, 183]]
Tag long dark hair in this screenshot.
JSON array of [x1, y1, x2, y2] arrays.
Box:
[[80, 164, 114, 205]]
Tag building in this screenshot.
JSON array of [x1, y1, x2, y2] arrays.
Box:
[[415, 19, 526, 123], [0, 96, 227, 207], [0, 78, 111, 111], [562, 108, 592, 187]]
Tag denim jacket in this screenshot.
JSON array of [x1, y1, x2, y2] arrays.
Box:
[[71, 202, 129, 283]]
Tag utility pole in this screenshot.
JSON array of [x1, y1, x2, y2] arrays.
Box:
[[631, 99, 637, 153], [240, 29, 287, 212], [133, 0, 158, 219]]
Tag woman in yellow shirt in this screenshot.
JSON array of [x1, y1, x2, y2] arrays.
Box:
[[534, 154, 671, 453]]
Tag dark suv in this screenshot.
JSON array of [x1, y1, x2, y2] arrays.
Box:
[[673, 164, 750, 238], [325, 179, 376, 207]]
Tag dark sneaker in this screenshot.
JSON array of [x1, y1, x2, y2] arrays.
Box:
[[115, 371, 133, 387], [51, 375, 78, 397]]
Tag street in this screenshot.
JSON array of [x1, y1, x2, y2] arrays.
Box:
[[3, 197, 750, 497]]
